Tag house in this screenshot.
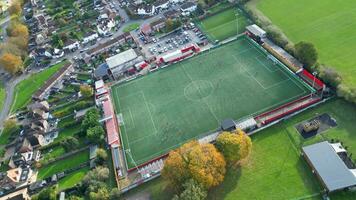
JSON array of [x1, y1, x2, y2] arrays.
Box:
[[35, 14, 48, 30], [0, 187, 31, 200], [32, 62, 73, 100], [30, 109, 49, 120], [153, 0, 170, 11], [137, 5, 154, 16], [28, 101, 50, 112], [87, 32, 133, 56], [35, 33, 47, 45], [63, 39, 80, 52], [150, 18, 166, 32], [0, 166, 34, 196], [82, 32, 99, 44], [163, 9, 180, 18], [180, 2, 197, 16], [30, 120, 49, 134], [140, 24, 152, 36]]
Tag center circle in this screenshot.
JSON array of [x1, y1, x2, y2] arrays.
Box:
[[184, 80, 214, 101]]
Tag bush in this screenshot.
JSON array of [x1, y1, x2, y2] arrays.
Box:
[[318, 65, 342, 88], [60, 136, 80, 152]]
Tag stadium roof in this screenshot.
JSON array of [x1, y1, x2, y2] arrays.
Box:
[[106, 49, 138, 70], [302, 141, 356, 192], [246, 24, 266, 38], [103, 99, 119, 146]]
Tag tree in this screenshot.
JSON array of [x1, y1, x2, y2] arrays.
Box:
[[87, 125, 105, 142], [165, 18, 174, 32], [81, 108, 100, 133], [162, 140, 226, 190], [8, 36, 28, 50], [0, 53, 23, 74], [3, 119, 17, 131], [89, 187, 109, 200], [216, 130, 252, 166], [96, 148, 108, 165], [319, 65, 342, 88], [8, 2, 22, 16], [295, 41, 318, 69], [60, 136, 79, 152], [82, 166, 110, 185], [109, 188, 121, 200], [80, 85, 93, 97], [9, 23, 29, 39], [34, 186, 57, 200], [172, 179, 207, 200]]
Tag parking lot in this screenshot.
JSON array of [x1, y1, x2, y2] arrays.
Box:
[[139, 27, 207, 59]]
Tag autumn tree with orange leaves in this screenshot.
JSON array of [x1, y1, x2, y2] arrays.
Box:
[[0, 53, 23, 74], [216, 129, 252, 166], [162, 140, 226, 190]]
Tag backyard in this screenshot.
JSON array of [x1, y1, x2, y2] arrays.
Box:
[[37, 150, 89, 180], [11, 61, 68, 112], [58, 167, 90, 191], [253, 0, 356, 88], [124, 98, 356, 199]]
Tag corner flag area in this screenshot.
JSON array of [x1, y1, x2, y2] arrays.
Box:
[[111, 36, 313, 169]]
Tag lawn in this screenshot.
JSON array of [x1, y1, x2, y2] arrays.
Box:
[[0, 81, 5, 112], [55, 124, 81, 141], [112, 36, 312, 169], [11, 61, 68, 112], [123, 23, 140, 33], [58, 167, 90, 190], [197, 7, 250, 41], [41, 146, 66, 163], [124, 98, 356, 199], [37, 150, 89, 180], [254, 0, 356, 88]]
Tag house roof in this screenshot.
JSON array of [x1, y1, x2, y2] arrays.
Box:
[[181, 2, 196, 10], [302, 141, 356, 192], [87, 32, 131, 55], [150, 18, 166, 27], [106, 49, 138, 70]]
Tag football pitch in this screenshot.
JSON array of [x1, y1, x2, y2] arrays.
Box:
[[111, 36, 313, 169], [256, 0, 356, 88]]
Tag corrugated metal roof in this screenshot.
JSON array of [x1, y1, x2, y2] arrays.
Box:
[[302, 141, 356, 191], [106, 49, 138, 70]]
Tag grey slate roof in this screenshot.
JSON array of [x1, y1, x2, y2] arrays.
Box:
[[302, 141, 356, 192]]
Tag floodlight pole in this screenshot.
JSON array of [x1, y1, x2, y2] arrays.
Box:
[[311, 72, 317, 98], [236, 13, 239, 37]]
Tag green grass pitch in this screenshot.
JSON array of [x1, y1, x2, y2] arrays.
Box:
[[111, 36, 312, 169], [256, 0, 356, 88], [197, 7, 250, 41]]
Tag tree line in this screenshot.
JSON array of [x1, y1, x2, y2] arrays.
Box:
[[0, 0, 29, 75], [162, 129, 252, 200]]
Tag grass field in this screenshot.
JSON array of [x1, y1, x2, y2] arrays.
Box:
[[112, 36, 312, 169], [11, 61, 68, 112], [38, 150, 89, 180], [124, 98, 356, 199], [123, 23, 140, 33], [198, 7, 250, 41], [254, 0, 356, 88]]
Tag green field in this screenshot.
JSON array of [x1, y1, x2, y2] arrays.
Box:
[[255, 0, 356, 88], [112, 36, 312, 169], [38, 150, 89, 180], [124, 98, 356, 199], [11, 61, 68, 112], [123, 23, 140, 33], [0, 81, 5, 112], [198, 7, 250, 41], [58, 167, 89, 190]]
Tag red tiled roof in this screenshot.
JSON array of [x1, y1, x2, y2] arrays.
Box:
[[103, 99, 119, 146]]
